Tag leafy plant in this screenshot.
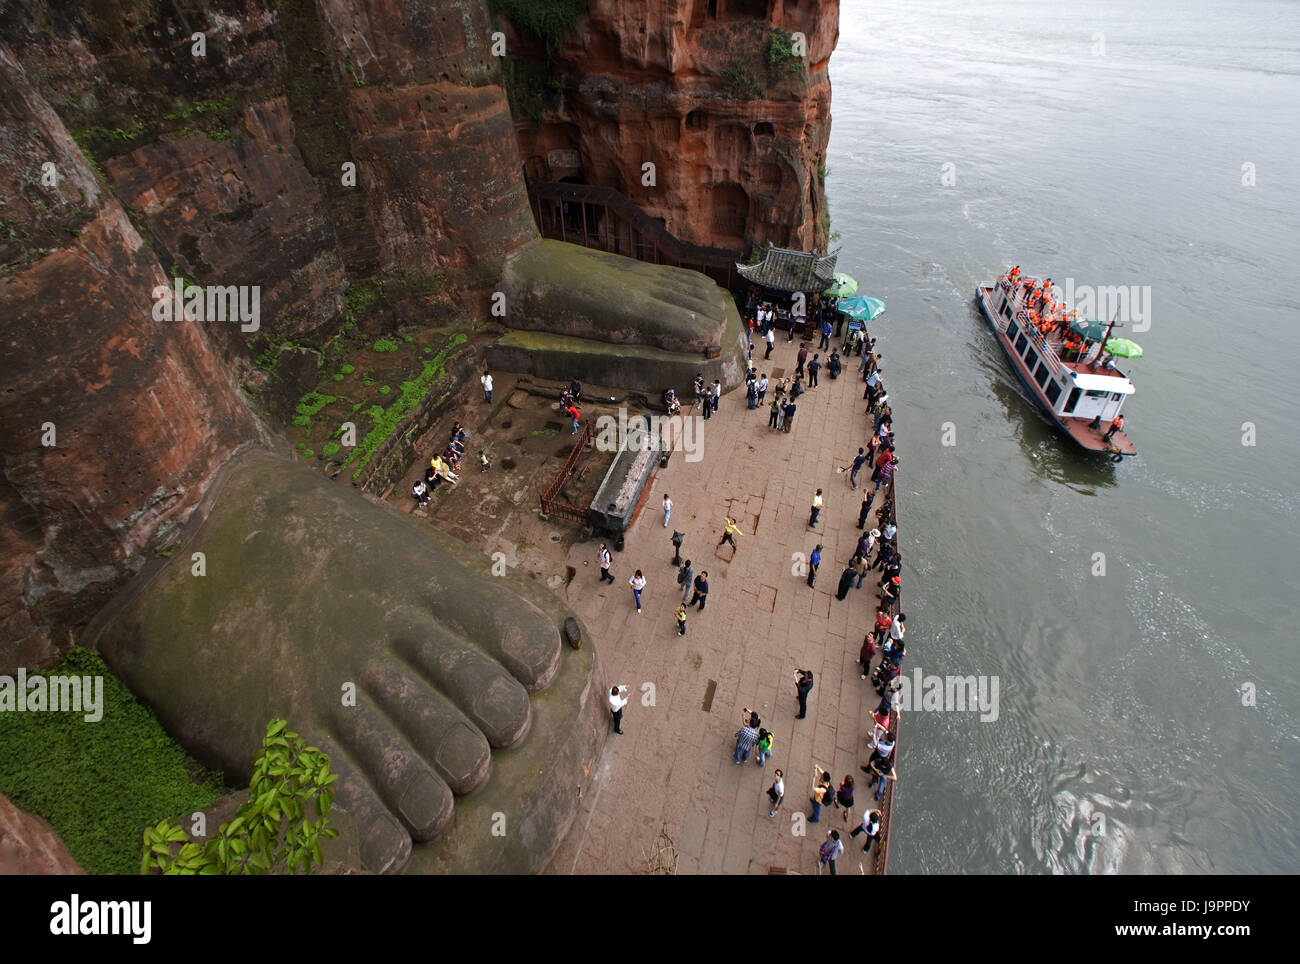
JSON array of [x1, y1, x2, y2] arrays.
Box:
[[487, 0, 588, 57], [767, 29, 803, 73], [723, 58, 761, 100], [372, 338, 399, 353], [140, 719, 339, 875]]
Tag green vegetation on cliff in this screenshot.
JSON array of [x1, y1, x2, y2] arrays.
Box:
[[767, 29, 806, 73], [343, 333, 468, 480], [487, 0, 588, 56], [0, 648, 224, 875]]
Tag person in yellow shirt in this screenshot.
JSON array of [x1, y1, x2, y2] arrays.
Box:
[[430, 454, 458, 484], [718, 516, 741, 551]]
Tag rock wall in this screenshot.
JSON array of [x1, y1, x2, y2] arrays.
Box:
[[0, 0, 537, 667], [0, 0, 827, 668], [0, 42, 257, 670], [0, 792, 84, 874], [506, 0, 839, 253]]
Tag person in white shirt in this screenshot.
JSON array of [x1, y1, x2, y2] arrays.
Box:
[[608, 684, 628, 735], [809, 489, 824, 528], [598, 544, 614, 583], [480, 370, 493, 403], [889, 613, 906, 642], [629, 570, 646, 613], [767, 769, 785, 817], [850, 808, 883, 854], [882, 522, 897, 542], [662, 494, 672, 528], [764, 325, 776, 359]]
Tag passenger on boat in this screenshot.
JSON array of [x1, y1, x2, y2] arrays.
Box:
[[1102, 414, 1125, 442], [1009, 265, 1021, 283]]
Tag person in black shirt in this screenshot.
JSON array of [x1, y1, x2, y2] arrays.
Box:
[[795, 669, 815, 720], [690, 572, 709, 611]]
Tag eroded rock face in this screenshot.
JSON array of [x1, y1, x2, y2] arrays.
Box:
[[0, 792, 84, 875], [0, 43, 256, 671], [0, 1, 539, 661], [511, 0, 839, 252]]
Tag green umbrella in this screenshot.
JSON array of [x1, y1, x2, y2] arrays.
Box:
[[1068, 318, 1107, 341], [1104, 337, 1143, 358], [824, 273, 858, 298], [837, 295, 886, 321]]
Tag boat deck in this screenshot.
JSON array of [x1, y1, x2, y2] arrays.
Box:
[[978, 285, 1136, 456]]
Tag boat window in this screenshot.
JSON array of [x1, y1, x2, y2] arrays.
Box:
[[1046, 380, 1063, 406], [1025, 347, 1039, 371], [1007, 319, 1019, 340], [1014, 334, 1028, 355], [1001, 303, 1012, 320], [1111, 392, 1123, 402], [1035, 364, 1051, 389], [1064, 386, 1082, 413], [1085, 389, 1108, 398]]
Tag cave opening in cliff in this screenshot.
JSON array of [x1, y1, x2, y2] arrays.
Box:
[[727, 0, 770, 21], [710, 183, 751, 245]]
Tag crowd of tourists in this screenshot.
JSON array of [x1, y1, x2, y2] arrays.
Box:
[[600, 301, 907, 875]]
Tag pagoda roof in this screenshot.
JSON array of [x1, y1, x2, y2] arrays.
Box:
[[736, 244, 839, 293]]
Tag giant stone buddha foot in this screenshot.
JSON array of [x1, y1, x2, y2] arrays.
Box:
[[84, 450, 604, 874]]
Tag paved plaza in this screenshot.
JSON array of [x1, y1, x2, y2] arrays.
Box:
[[401, 341, 897, 875]]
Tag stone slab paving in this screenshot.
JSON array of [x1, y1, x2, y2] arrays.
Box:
[[546, 342, 893, 876]]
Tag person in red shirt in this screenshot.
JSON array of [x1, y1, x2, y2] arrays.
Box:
[[873, 609, 893, 650]]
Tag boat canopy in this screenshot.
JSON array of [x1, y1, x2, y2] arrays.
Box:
[[1070, 370, 1135, 394]]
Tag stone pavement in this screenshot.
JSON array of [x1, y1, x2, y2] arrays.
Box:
[[545, 344, 895, 876]]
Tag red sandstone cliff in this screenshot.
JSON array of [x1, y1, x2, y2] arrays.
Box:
[[0, 0, 538, 668], [506, 0, 839, 254], [0, 0, 836, 667]]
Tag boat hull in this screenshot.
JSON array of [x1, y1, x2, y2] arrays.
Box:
[[975, 285, 1136, 457]]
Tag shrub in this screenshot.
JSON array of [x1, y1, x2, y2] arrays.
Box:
[[141, 720, 338, 875]]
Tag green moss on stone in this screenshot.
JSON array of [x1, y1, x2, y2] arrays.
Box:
[[344, 334, 468, 480], [0, 648, 224, 875]]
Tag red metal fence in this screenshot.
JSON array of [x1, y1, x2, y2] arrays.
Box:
[[539, 423, 593, 526]]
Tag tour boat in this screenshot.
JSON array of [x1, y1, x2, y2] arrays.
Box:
[[976, 271, 1136, 459]]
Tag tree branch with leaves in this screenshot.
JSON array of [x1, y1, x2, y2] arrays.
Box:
[[141, 719, 340, 875]]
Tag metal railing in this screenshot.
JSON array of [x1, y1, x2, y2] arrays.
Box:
[[998, 280, 1067, 379], [539, 422, 594, 526], [872, 475, 898, 876]]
